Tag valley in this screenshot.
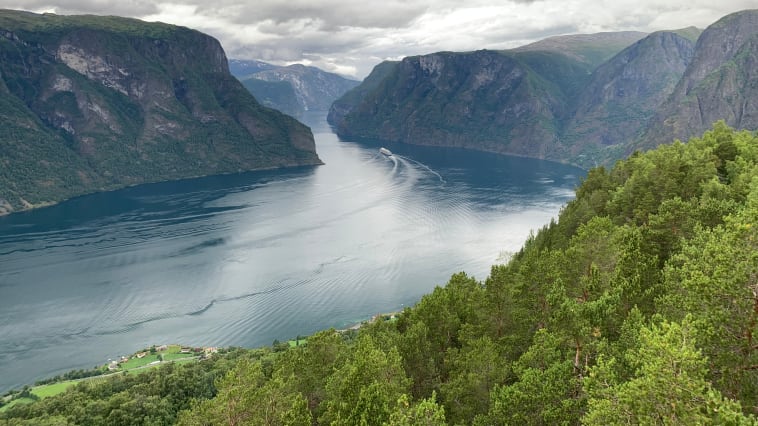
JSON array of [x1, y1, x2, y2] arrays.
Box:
[[1, 5, 756, 424]]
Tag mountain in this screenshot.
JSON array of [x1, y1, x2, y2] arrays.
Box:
[[564, 30, 697, 165], [234, 62, 359, 117], [328, 31, 647, 165], [240, 78, 301, 118], [0, 10, 321, 215], [327, 60, 399, 128], [513, 31, 648, 69], [638, 10, 758, 150], [227, 58, 277, 78], [330, 11, 758, 167], [329, 49, 592, 159]]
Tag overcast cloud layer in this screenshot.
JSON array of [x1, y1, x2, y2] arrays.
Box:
[[1, 1, 756, 78]]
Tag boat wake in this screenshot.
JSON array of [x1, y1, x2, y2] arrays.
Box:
[[395, 155, 446, 183]]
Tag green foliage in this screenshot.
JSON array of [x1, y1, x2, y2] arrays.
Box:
[[584, 319, 754, 425], [321, 335, 410, 425], [177, 358, 312, 426], [477, 330, 584, 425], [6, 123, 758, 424], [1, 348, 251, 425], [658, 183, 758, 403], [440, 335, 508, 424], [388, 392, 447, 426]]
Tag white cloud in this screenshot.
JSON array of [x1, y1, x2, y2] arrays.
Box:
[[0, 0, 754, 78]]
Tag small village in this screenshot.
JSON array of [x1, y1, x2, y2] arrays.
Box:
[[107, 344, 219, 371]]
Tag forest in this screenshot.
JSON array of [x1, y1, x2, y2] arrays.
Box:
[[2, 121, 757, 425]]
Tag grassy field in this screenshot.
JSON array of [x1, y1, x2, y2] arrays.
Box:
[[119, 354, 161, 370], [288, 338, 307, 347], [32, 381, 77, 398], [0, 380, 80, 411], [118, 345, 196, 369], [163, 352, 196, 361], [0, 397, 36, 412], [1, 344, 207, 409]]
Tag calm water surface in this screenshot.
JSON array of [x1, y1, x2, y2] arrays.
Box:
[[0, 113, 583, 391]]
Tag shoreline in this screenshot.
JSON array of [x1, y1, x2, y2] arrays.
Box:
[[0, 161, 324, 218], [0, 343, 218, 411]]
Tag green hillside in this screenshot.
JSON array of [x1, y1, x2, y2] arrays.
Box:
[[2, 122, 756, 424], [0, 10, 321, 215]]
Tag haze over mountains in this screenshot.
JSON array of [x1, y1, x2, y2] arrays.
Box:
[[229, 60, 359, 117], [329, 10, 758, 168]]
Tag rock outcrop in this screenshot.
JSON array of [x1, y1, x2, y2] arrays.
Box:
[[0, 10, 321, 214], [564, 30, 697, 164], [639, 10, 758, 150]]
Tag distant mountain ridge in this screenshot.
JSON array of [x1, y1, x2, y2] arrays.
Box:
[[330, 10, 757, 168], [230, 60, 359, 117], [0, 10, 321, 215], [228, 59, 277, 78], [513, 31, 648, 69]]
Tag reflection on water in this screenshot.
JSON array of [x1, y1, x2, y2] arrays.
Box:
[[0, 112, 584, 391]]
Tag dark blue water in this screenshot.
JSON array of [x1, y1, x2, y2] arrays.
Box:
[[0, 113, 583, 391]]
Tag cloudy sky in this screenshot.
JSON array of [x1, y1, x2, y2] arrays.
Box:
[[2, 0, 755, 78]]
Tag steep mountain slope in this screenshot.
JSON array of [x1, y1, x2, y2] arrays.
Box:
[[639, 9, 758, 150], [564, 31, 696, 165], [249, 64, 359, 111], [328, 31, 643, 163], [327, 60, 399, 128], [240, 78, 300, 117], [329, 49, 589, 159], [331, 11, 757, 167], [0, 10, 321, 214], [233, 62, 359, 116]]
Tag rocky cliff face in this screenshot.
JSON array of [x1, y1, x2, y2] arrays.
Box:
[[565, 31, 696, 164], [240, 78, 301, 117], [330, 49, 594, 159], [0, 10, 321, 214], [328, 31, 641, 164], [327, 60, 399, 129], [231, 61, 359, 116], [330, 11, 757, 167], [249, 64, 359, 112], [639, 10, 758, 150]]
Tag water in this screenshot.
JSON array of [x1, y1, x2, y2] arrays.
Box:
[[0, 113, 583, 392]]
